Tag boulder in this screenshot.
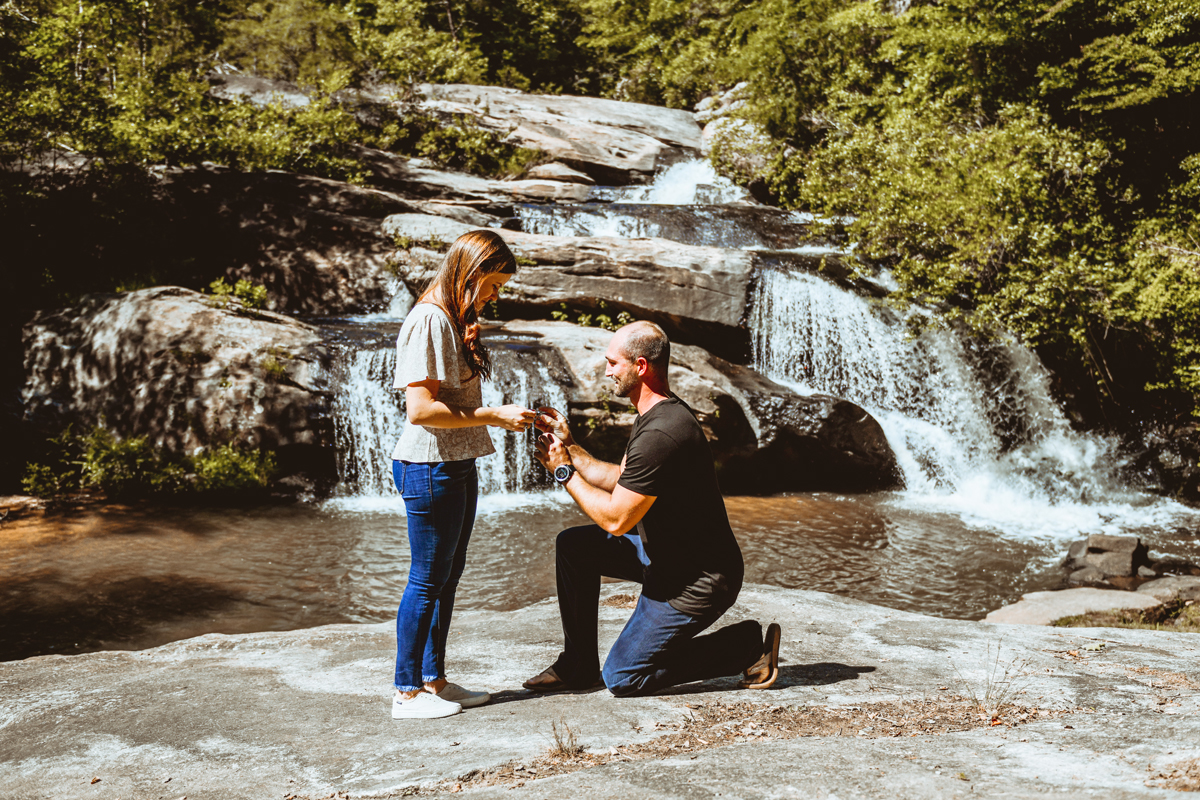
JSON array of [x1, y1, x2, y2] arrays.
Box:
[[1062, 534, 1150, 584], [1127, 419, 1200, 506], [409, 83, 703, 183], [490, 321, 900, 492], [21, 287, 334, 481], [383, 218, 758, 357], [1137, 575, 1200, 603], [524, 162, 595, 184], [984, 587, 1162, 626], [209, 77, 703, 185], [358, 148, 591, 205]]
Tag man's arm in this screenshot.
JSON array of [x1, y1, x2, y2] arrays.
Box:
[[535, 433, 654, 535]]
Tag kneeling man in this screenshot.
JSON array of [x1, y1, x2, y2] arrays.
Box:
[[527, 321, 780, 696]]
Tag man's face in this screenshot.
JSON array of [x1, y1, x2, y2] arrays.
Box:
[[604, 336, 640, 398]]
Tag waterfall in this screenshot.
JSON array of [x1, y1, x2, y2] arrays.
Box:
[[749, 266, 1176, 537], [594, 160, 752, 205], [331, 339, 569, 501]]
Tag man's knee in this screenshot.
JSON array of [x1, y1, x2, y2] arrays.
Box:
[[555, 525, 603, 561], [601, 660, 649, 697]]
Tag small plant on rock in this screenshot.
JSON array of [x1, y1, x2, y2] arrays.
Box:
[[548, 719, 584, 758], [950, 641, 1032, 721]]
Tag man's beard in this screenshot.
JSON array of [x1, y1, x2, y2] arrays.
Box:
[[611, 371, 637, 397]]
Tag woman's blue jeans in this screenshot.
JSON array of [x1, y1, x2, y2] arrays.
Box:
[[393, 459, 478, 691]]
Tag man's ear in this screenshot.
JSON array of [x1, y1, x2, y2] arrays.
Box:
[[635, 357, 649, 376]]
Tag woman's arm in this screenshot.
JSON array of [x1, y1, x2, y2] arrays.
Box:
[[406, 380, 534, 432]]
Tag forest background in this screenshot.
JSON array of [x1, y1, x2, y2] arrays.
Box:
[[2, 0, 1198, 466]]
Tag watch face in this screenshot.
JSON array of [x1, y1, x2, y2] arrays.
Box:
[[554, 465, 572, 483]]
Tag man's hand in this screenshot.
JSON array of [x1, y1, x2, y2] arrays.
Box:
[[534, 407, 574, 448], [535, 432, 571, 471]]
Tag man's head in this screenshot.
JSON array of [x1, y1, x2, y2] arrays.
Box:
[[605, 321, 670, 398]]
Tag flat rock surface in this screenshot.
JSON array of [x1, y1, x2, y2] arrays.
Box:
[[2, 584, 1198, 799], [984, 587, 1163, 626]]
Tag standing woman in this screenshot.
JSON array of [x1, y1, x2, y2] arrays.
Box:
[[391, 229, 534, 719]]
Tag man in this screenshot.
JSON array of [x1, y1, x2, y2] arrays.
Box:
[[527, 321, 781, 696]]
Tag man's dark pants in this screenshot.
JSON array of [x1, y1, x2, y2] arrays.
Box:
[[549, 524, 763, 696]]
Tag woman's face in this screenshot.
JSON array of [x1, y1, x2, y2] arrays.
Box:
[[474, 272, 513, 312]]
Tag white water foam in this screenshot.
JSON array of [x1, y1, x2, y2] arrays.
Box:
[[608, 160, 752, 204], [750, 267, 1194, 540]]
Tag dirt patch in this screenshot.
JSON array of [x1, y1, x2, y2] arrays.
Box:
[[405, 698, 1079, 795], [599, 593, 639, 609], [1147, 757, 1200, 791], [1125, 666, 1199, 692]]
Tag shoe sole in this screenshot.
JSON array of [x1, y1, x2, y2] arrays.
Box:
[[391, 706, 462, 719], [453, 693, 491, 708], [741, 622, 781, 690]]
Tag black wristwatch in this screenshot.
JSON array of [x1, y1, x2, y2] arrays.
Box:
[[553, 464, 576, 485]]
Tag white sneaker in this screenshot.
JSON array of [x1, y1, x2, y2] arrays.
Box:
[[392, 691, 462, 719], [431, 683, 491, 708]]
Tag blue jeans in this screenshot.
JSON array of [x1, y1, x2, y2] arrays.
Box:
[[550, 524, 763, 697], [393, 459, 478, 691]]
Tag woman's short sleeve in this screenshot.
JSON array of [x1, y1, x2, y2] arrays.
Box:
[[393, 305, 464, 390]]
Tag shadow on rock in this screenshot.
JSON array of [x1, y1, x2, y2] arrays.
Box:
[[0, 570, 242, 662], [775, 662, 877, 689]]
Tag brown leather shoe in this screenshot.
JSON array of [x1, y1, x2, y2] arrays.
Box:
[[522, 667, 603, 694], [739, 622, 781, 689]]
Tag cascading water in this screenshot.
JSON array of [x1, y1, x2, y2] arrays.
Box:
[[749, 266, 1184, 537], [331, 333, 570, 501], [594, 160, 752, 205]]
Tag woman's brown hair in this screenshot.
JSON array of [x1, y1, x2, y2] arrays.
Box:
[[419, 229, 517, 381]]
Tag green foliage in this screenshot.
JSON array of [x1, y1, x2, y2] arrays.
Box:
[[193, 444, 277, 492], [366, 113, 542, 179], [780, 105, 1120, 347], [577, 0, 743, 107], [76, 425, 190, 497], [261, 348, 290, 382], [550, 301, 633, 332], [208, 277, 269, 310], [20, 424, 277, 500], [220, 0, 362, 90]]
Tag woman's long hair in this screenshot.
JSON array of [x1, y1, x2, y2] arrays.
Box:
[[419, 229, 517, 381]]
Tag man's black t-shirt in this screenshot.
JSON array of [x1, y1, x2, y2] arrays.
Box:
[[617, 396, 744, 616]]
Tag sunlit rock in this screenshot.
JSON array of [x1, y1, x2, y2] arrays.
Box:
[[21, 287, 334, 479]]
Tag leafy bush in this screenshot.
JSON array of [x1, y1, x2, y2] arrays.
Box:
[[193, 445, 277, 493], [551, 301, 634, 332], [208, 277, 269, 310], [20, 425, 276, 501], [366, 113, 542, 179]]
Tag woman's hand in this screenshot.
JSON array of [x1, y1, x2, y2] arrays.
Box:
[[534, 406, 575, 447], [490, 404, 537, 432]]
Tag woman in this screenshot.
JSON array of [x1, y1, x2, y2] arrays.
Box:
[[390, 229, 535, 719]]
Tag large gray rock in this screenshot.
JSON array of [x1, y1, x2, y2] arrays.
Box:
[[525, 161, 595, 184], [21, 287, 333, 473], [3, 583, 1198, 799], [492, 321, 899, 492], [359, 148, 592, 204], [383, 217, 757, 352], [408, 83, 702, 183], [208, 76, 702, 185], [1137, 575, 1200, 603]]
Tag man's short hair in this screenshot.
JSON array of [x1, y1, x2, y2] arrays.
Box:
[[620, 321, 670, 376]]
